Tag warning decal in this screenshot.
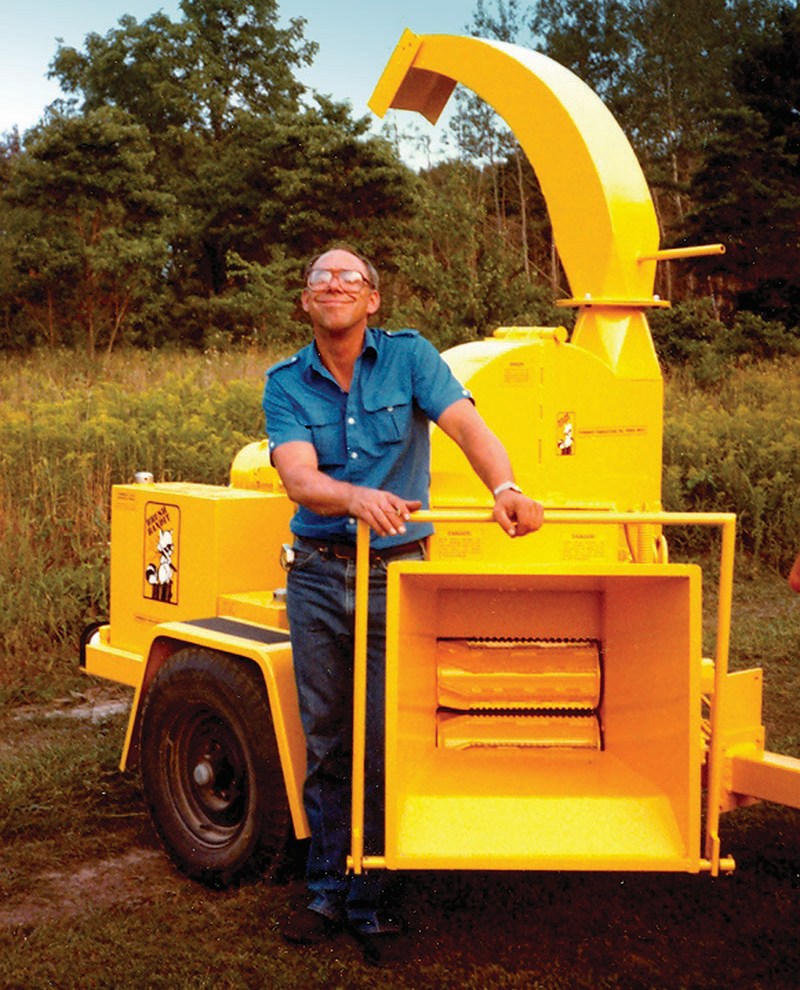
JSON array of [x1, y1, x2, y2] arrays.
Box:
[[143, 502, 180, 604]]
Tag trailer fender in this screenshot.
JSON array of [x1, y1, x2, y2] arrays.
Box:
[[121, 616, 309, 839]]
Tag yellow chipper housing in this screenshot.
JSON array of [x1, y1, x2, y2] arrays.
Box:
[[82, 31, 800, 886]]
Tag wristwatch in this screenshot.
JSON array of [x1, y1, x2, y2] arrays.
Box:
[[492, 481, 523, 498]]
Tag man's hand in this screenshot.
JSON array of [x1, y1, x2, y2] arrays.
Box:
[[272, 442, 420, 536], [347, 488, 423, 538], [493, 489, 544, 538]]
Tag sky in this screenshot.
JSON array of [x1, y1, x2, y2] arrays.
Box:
[[0, 0, 480, 164]]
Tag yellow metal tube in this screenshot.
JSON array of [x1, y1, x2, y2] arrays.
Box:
[[704, 516, 736, 875], [370, 30, 659, 307], [729, 751, 800, 809], [411, 509, 735, 527], [638, 244, 726, 262], [349, 520, 372, 875], [700, 857, 736, 873], [362, 856, 388, 870]]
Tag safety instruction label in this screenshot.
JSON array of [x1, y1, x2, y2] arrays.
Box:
[[503, 361, 531, 385], [436, 528, 483, 559], [561, 532, 609, 562], [580, 425, 648, 437]]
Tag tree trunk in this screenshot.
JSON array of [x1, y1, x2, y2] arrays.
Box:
[[514, 150, 530, 280]]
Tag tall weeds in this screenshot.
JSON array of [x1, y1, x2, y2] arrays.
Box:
[[0, 348, 275, 702], [663, 358, 800, 567], [1, 348, 797, 703]]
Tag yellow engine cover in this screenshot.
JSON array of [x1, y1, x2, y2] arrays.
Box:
[[432, 328, 663, 516]]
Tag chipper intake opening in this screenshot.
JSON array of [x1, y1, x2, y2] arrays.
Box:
[[381, 556, 704, 873], [436, 636, 603, 750]]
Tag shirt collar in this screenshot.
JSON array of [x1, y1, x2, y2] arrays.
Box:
[[304, 327, 380, 382], [362, 326, 379, 356]]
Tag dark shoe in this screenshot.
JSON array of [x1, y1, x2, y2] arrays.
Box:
[[282, 907, 340, 945], [354, 930, 410, 966]]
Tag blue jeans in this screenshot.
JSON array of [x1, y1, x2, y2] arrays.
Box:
[[286, 539, 424, 933]]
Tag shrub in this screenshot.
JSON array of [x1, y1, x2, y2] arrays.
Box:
[[722, 311, 800, 362], [650, 299, 725, 366], [663, 359, 800, 567], [651, 301, 800, 386]]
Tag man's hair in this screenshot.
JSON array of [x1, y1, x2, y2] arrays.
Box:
[[304, 244, 379, 290]]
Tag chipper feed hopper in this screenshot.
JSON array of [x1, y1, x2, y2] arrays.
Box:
[[81, 31, 800, 887]]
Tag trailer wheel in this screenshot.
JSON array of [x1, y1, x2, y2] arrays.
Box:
[[140, 647, 290, 887]]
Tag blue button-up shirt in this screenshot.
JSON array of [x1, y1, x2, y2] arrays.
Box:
[[263, 327, 471, 548]]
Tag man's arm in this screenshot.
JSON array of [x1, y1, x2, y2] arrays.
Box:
[[271, 441, 421, 538], [436, 398, 544, 537]]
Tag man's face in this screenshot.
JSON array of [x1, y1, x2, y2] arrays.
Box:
[[302, 249, 380, 336]]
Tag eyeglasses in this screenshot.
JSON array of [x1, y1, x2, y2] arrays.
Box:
[[306, 268, 373, 292]]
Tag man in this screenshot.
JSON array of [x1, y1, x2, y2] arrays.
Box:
[[263, 245, 543, 964]]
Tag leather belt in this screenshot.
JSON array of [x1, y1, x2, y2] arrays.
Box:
[[295, 537, 425, 564]]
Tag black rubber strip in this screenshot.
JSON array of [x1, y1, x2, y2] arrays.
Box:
[[184, 616, 290, 646]]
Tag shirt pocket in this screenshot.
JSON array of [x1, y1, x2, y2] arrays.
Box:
[[362, 385, 413, 449], [304, 410, 346, 468]]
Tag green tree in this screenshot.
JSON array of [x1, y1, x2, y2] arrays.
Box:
[[3, 108, 173, 355], [385, 162, 564, 349], [50, 0, 315, 139], [47, 0, 318, 344], [0, 130, 23, 346], [151, 97, 418, 346], [685, 4, 800, 326], [45, 0, 419, 348], [206, 248, 303, 348], [527, 0, 787, 299], [449, 1, 562, 296], [0, 129, 20, 183], [530, 0, 782, 166]]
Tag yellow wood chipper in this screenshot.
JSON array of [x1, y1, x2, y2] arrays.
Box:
[[81, 31, 800, 887]]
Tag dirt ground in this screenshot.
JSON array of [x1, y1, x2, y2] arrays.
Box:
[[0, 688, 182, 933], [0, 845, 176, 931]]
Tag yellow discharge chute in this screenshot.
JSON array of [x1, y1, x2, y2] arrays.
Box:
[[369, 29, 660, 308]]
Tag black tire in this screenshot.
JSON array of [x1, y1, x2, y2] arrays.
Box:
[[139, 647, 290, 887]]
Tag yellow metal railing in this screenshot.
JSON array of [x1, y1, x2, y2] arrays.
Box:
[[348, 509, 737, 877]]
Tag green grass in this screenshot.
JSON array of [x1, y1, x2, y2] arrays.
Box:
[[728, 569, 800, 756], [694, 554, 800, 756], [1, 799, 798, 989], [1, 348, 798, 705], [0, 687, 140, 847], [663, 358, 800, 570]]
